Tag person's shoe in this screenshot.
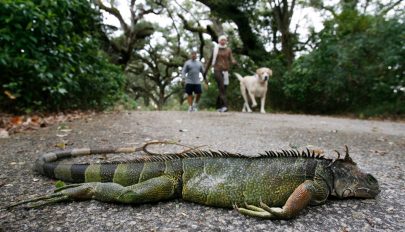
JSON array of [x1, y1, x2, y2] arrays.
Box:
[[192, 104, 198, 112], [218, 107, 228, 112], [188, 106, 193, 112]]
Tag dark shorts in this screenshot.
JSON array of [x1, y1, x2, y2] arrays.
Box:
[[185, 84, 202, 95]]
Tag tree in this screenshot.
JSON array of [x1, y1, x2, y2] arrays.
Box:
[[196, 0, 269, 62], [196, 0, 303, 67], [0, 0, 125, 113], [126, 26, 186, 110], [281, 0, 405, 115], [267, 0, 297, 66], [94, 0, 162, 67]]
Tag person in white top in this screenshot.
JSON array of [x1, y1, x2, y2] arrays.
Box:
[[205, 35, 237, 112]]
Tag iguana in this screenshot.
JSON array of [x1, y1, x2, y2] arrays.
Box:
[[8, 144, 380, 219]]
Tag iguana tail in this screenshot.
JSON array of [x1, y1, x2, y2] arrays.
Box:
[[34, 146, 139, 182], [33, 141, 200, 184]]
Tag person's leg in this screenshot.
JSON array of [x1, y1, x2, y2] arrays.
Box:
[[194, 84, 202, 104], [214, 70, 227, 110], [222, 85, 228, 112], [216, 95, 221, 110], [214, 72, 221, 109], [185, 84, 194, 112], [195, 94, 201, 104], [187, 95, 193, 108], [192, 84, 202, 111]]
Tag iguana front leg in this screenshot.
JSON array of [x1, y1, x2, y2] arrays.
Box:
[[8, 175, 181, 209], [235, 180, 329, 219]]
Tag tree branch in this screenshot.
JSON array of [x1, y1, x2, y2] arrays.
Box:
[[95, 0, 129, 33], [197, 0, 268, 62], [177, 13, 210, 58], [177, 13, 206, 33], [167, 9, 181, 54], [378, 0, 402, 16]]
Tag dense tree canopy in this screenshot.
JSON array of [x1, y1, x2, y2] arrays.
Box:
[[281, 2, 405, 115], [0, 0, 403, 116]]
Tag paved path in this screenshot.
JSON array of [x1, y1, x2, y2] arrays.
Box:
[[1, 111, 404, 231]]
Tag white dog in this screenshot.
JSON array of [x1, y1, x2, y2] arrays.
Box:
[[235, 67, 272, 113]]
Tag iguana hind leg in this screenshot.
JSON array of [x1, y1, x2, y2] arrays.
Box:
[[235, 180, 326, 219], [8, 175, 181, 209]]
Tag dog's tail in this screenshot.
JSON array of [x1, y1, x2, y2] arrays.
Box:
[[234, 73, 243, 81]]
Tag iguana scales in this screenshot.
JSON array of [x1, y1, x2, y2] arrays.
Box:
[[9, 144, 380, 219]]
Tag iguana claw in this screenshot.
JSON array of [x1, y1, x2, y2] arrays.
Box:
[[232, 202, 237, 209], [244, 202, 267, 212], [233, 202, 275, 219], [259, 200, 273, 212], [7, 193, 69, 209], [7, 183, 98, 209]]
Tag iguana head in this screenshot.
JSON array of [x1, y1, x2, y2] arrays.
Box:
[[330, 148, 380, 199]]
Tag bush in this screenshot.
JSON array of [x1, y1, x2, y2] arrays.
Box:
[[280, 14, 405, 115], [0, 0, 125, 113]]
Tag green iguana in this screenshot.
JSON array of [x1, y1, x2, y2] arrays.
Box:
[[9, 144, 380, 219]]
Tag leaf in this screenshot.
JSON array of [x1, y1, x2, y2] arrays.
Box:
[[4, 90, 16, 100], [26, 21, 33, 30], [54, 180, 65, 188], [10, 116, 23, 125], [58, 88, 67, 95], [57, 124, 69, 130], [55, 142, 66, 149], [31, 115, 42, 125]]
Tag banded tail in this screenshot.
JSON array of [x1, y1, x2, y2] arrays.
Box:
[[34, 147, 144, 185], [33, 141, 190, 184]]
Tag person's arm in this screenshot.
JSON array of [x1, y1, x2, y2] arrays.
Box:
[[200, 62, 208, 86], [199, 62, 206, 80], [229, 48, 237, 65], [181, 61, 189, 81], [204, 51, 213, 77]]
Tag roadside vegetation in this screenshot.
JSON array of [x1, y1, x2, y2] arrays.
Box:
[[1, 0, 403, 118]]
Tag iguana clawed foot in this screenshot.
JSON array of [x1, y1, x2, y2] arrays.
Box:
[[233, 200, 291, 219], [7, 193, 70, 209], [7, 183, 98, 209]]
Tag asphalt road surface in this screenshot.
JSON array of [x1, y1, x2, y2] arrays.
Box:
[[1, 111, 404, 231]]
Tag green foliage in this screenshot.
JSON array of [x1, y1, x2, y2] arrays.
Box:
[[279, 12, 405, 115], [54, 180, 65, 188], [0, 0, 125, 113]]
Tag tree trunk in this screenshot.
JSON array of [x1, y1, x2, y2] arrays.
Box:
[[269, 0, 296, 67], [196, 0, 269, 63]]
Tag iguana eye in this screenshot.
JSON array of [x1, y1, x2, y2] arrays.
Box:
[[367, 174, 377, 184]]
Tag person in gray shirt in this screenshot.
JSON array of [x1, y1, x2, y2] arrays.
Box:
[[182, 51, 207, 112]]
